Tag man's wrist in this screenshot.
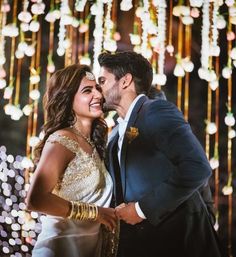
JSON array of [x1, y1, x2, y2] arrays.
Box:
[[135, 202, 146, 219]]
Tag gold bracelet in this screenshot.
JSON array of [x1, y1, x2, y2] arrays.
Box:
[[68, 201, 98, 221], [67, 201, 75, 219]]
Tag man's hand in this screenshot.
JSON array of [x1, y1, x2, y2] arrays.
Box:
[[115, 202, 143, 225]]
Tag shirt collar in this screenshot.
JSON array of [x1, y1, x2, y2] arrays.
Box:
[[118, 94, 145, 124]]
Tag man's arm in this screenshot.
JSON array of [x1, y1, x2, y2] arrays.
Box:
[[138, 100, 212, 225]]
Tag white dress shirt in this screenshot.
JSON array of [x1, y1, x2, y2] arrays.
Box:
[[117, 94, 146, 219]]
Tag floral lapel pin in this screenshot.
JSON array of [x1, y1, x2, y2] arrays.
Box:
[[125, 126, 139, 143]]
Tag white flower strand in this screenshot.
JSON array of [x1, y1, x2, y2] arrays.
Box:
[[92, 1, 104, 77], [120, 0, 133, 11], [57, 0, 71, 56], [75, 0, 87, 12], [0, 8, 7, 66], [198, 0, 210, 81], [156, 0, 167, 85], [103, 0, 117, 52], [210, 1, 220, 56], [140, 0, 150, 58], [201, 0, 210, 69]]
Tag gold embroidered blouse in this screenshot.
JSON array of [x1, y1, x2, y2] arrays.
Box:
[[47, 133, 113, 205]]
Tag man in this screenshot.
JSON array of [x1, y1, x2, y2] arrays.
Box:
[[98, 51, 223, 257]]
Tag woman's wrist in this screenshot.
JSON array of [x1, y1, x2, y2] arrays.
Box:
[[67, 201, 98, 221]]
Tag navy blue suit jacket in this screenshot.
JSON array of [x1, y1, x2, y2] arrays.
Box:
[[107, 96, 212, 226]]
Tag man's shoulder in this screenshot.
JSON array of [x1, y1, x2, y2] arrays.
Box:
[[144, 98, 177, 113]]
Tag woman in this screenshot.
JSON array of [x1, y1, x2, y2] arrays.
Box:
[[26, 64, 117, 257]]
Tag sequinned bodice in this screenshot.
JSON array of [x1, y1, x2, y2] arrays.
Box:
[[47, 133, 113, 205]]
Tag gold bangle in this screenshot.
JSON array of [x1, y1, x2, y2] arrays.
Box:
[[68, 201, 98, 221], [67, 201, 75, 219]]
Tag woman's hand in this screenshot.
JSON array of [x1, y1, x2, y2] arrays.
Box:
[[97, 207, 117, 231]]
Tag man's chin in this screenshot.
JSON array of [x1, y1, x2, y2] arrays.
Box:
[[102, 102, 115, 112]]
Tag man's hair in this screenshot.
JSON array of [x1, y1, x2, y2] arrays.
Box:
[[98, 51, 153, 95]]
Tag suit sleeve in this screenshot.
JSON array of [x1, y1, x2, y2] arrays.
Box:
[[139, 100, 212, 225]]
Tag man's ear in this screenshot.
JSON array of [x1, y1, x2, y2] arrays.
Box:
[[121, 73, 133, 89]]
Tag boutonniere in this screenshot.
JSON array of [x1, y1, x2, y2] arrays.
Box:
[[125, 126, 139, 143]]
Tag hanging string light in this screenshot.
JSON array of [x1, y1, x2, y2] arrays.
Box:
[[92, 1, 104, 77], [152, 0, 167, 87]]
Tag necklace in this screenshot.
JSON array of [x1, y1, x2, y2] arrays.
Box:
[[72, 125, 95, 149]]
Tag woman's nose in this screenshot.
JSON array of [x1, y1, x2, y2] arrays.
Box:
[[94, 88, 103, 99]]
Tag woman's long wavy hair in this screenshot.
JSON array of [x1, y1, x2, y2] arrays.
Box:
[[34, 64, 108, 162]]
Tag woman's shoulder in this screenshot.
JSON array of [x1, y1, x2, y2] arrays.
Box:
[[47, 128, 79, 153]]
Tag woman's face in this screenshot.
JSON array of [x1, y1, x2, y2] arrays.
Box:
[[72, 76, 103, 120]]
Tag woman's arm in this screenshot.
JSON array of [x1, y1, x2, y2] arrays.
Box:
[[26, 139, 74, 217]]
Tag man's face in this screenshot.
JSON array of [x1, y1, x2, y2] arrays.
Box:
[[98, 67, 122, 111]]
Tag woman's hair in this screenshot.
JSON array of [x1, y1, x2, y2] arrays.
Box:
[[34, 64, 107, 162]]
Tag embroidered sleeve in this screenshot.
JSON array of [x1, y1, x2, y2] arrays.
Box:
[[47, 133, 78, 153]]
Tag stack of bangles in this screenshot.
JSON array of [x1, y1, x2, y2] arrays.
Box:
[[67, 201, 98, 221]]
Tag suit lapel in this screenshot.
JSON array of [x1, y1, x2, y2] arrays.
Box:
[[120, 95, 148, 191], [107, 130, 119, 197]]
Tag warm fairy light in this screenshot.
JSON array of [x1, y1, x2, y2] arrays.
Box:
[[18, 11, 32, 23], [152, 73, 167, 86], [21, 157, 34, 169], [80, 55, 91, 66], [228, 129, 236, 139], [230, 47, 236, 59], [20, 22, 30, 32], [190, 7, 200, 18], [0, 79, 6, 89], [29, 20, 40, 32], [209, 157, 219, 170], [0, 147, 42, 255], [181, 16, 194, 25], [209, 79, 219, 91], [173, 5, 190, 17], [222, 66, 233, 79], [22, 105, 33, 116], [224, 112, 235, 126], [29, 75, 40, 84], [29, 136, 40, 147], [39, 131, 45, 140], [216, 15, 226, 29], [2, 23, 19, 37], [31, 1, 45, 15], [3, 86, 13, 99], [189, 0, 203, 7], [181, 58, 194, 72], [92, 1, 104, 76], [45, 10, 61, 23], [10, 106, 23, 121], [75, 0, 87, 12], [222, 185, 233, 195], [206, 122, 217, 135], [173, 63, 185, 77], [120, 0, 133, 11], [29, 89, 40, 100], [129, 34, 141, 45], [24, 45, 36, 57]]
